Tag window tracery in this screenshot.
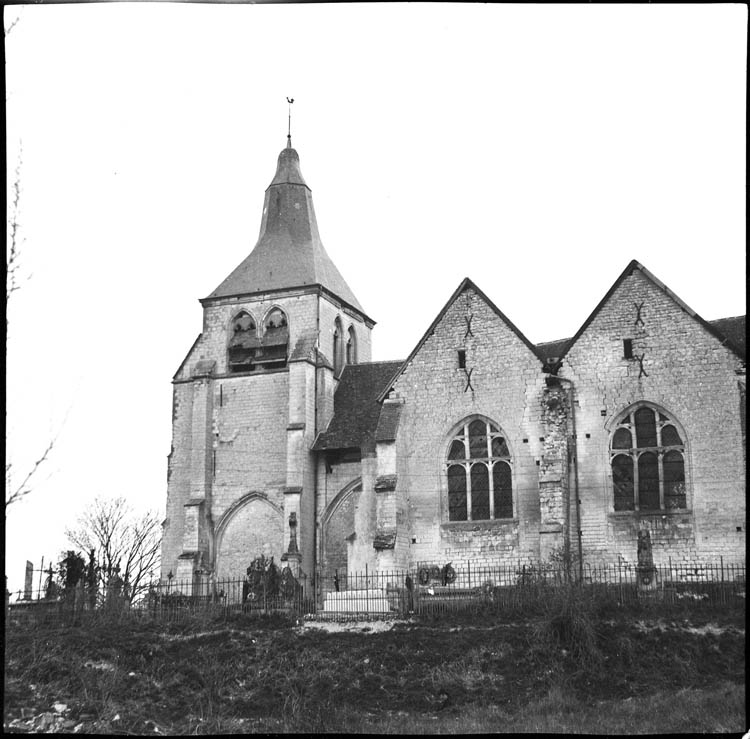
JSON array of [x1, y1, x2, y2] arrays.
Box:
[[445, 418, 513, 521], [610, 404, 687, 511], [227, 307, 288, 373]]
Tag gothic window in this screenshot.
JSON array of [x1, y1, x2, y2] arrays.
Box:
[[346, 326, 357, 365], [445, 418, 513, 521], [227, 311, 259, 373], [260, 308, 288, 369], [333, 318, 344, 376], [610, 404, 687, 512]]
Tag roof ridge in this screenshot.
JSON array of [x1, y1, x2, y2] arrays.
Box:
[[346, 359, 405, 367], [709, 314, 746, 322], [536, 337, 572, 347]]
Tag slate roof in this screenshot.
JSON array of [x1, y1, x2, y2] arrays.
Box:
[[709, 316, 746, 357], [313, 361, 404, 453], [375, 401, 403, 443], [535, 337, 572, 367], [204, 141, 370, 321]]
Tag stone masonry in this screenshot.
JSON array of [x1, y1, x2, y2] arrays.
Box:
[[162, 136, 745, 591]]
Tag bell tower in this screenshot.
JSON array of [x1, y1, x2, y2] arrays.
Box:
[[161, 136, 374, 590]]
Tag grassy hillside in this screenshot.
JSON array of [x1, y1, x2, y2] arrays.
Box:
[[4, 604, 745, 734]]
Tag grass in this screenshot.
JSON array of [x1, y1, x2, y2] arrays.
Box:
[[347, 682, 746, 734], [4, 603, 745, 734]]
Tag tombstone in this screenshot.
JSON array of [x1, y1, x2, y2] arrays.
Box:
[[44, 566, 58, 600], [24, 561, 34, 601], [636, 529, 658, 592], [280, 565, 301, 604]]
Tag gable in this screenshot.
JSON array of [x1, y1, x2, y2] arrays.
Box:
[[377, 278, 543, 401], [561, 260, 746, 364]]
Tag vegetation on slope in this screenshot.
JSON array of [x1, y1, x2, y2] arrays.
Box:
[[4, 603, 745, 734]]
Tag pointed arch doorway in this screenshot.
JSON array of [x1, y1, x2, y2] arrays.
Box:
[[320, 479, 362, 580]]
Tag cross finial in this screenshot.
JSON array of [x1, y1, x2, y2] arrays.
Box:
[[286, 97, 294, 147]]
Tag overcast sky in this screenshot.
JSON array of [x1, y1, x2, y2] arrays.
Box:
[[4, 2, 746, 595]]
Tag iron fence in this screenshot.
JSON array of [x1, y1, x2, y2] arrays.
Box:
[[6, 559, 745, 624]]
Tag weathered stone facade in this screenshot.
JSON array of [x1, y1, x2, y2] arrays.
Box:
[[560, 268, 746, 566], [162, 138, 745, 591]]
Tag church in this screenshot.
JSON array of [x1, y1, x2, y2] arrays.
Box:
[[161, 136, 746, 591]]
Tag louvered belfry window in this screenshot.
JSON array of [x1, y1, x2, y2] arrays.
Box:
[[228, 308, 288, 373], [228, 311, 258, 372], [446, 418, 513, 521], [260, 308, 289, 369], [610, 404, 687, 512]]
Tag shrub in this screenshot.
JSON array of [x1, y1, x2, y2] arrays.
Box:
[[530, 582, 604, 682]]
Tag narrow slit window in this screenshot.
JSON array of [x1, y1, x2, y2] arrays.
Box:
[[457, 349, 466, 369], [333, 318, 344, 375], [623, 339, 633, 359], [346, 326, 357, 365]]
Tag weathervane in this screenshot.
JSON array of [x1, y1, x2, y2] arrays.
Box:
[[286, 97, 295, 144]]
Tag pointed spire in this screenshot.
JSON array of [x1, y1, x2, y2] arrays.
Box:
[[269, 141, 308, 187], [205, 139, 368, 319]]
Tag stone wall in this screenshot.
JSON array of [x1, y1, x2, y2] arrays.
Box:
[[561, 268, 746, 565], [318, 296, 372, 367], [215, 496, 284, 579], [174, 290, 372, 382], [164, 266, 744, 582], [316, 459, 362, 574], [161, 382, 194, 578], [164, 286, 370, 582], [391, 286, 545, 568]]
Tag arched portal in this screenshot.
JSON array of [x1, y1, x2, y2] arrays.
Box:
[[214, 494, 284, 580], [321, 480, 361, 577]]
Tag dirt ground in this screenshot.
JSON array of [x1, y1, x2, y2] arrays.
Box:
[[3, 609, 745, 734]]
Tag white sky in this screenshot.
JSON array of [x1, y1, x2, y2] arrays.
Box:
[[4, 2, 746, 595]]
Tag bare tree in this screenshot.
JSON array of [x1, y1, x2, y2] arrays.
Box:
[[5, 12, 59, 510], [5, 144, 61, 509], [4, 143, 57, 509], [6, 145, 26, 303], [5, 438, 58, 509], [65, 497, 161, 604], [4, 7, 23, 37]]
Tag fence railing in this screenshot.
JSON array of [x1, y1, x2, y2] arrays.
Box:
[[6, 559, 745, 624]]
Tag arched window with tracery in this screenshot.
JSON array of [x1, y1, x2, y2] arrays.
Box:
[[610, 404, 687, 512], [346, 326, 357, 366], [227, 311, 258, 373], [445, 418, 513, 521]]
